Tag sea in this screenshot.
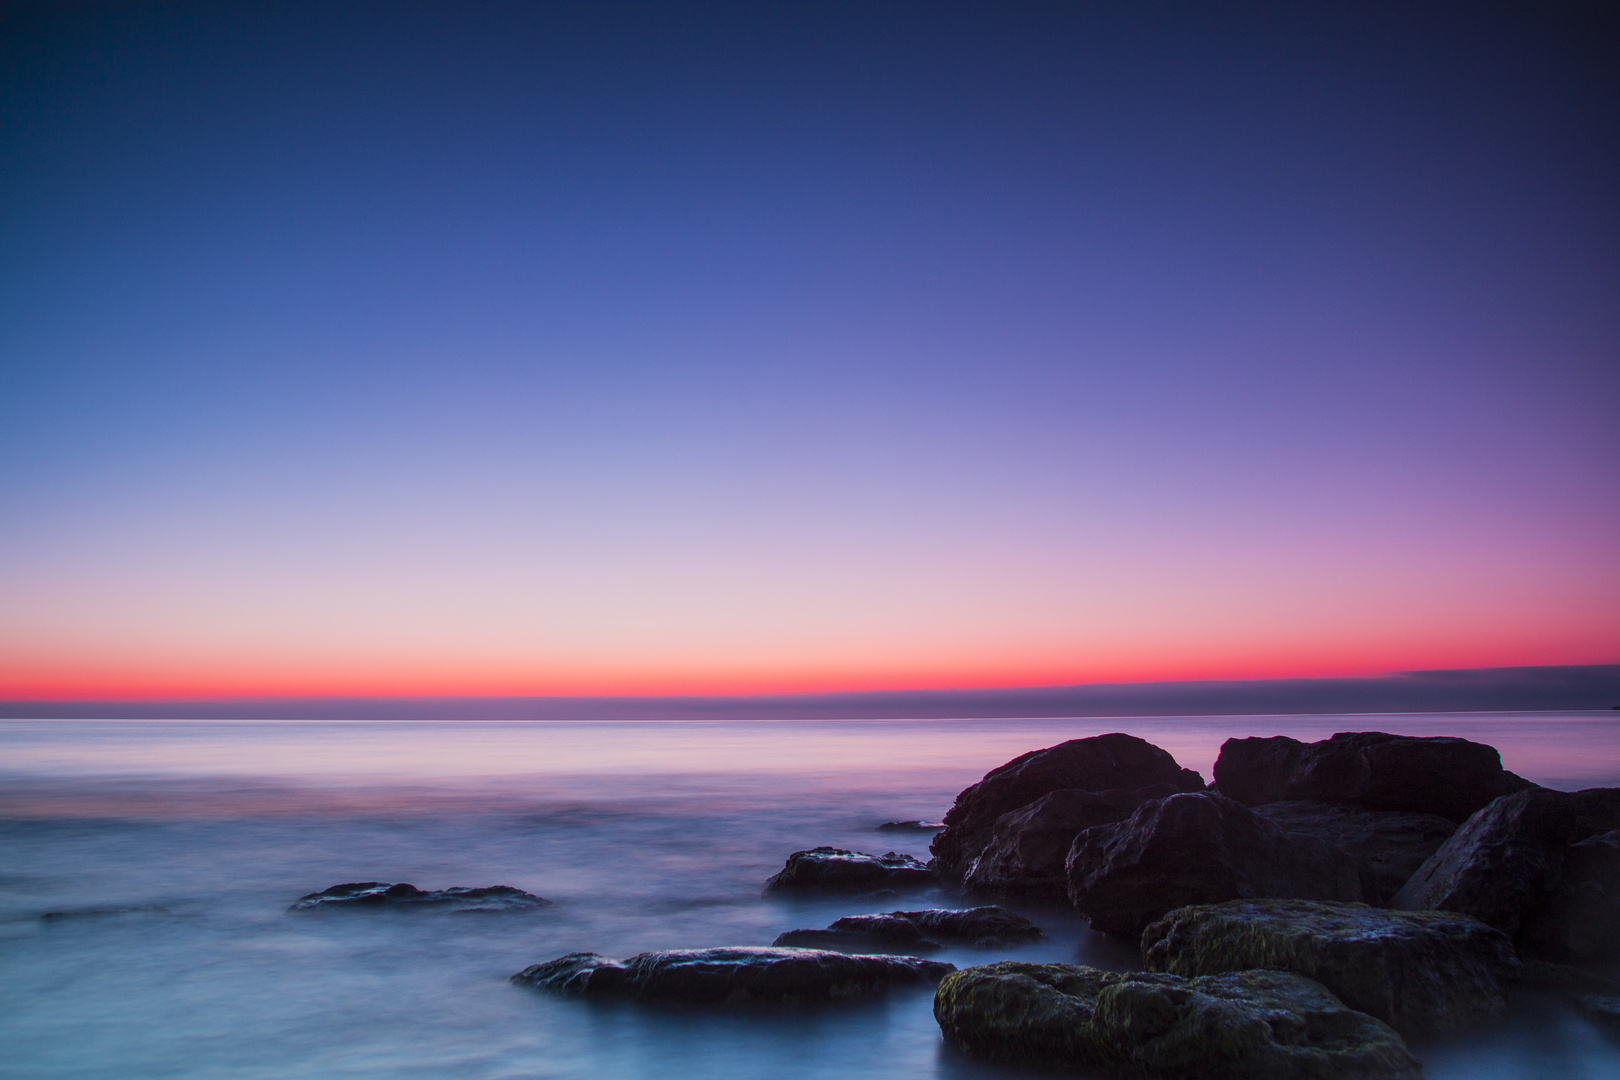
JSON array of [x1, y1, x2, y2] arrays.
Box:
[[3, 712, 1618, 1079]]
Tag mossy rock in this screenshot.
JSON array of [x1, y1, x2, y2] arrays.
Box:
[[1142, 899, 1519, 1038], [935, 961, 1420, 1079]]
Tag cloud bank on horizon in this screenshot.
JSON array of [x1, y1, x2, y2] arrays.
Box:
[[1, 2, 1616, 701]]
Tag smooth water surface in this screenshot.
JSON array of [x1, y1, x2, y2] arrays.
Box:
[[3, 713, 1618, 1079]]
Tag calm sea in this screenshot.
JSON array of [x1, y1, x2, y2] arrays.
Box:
[[3, 713, 1618, 1079]]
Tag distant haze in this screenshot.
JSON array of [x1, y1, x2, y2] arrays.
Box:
[[1, 4, 1616, 699]]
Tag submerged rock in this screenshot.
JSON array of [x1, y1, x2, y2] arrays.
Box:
[[773, 906, 1042, 953], [1213, 731, 1529, 823], [876, 820, 944, 832], [762, 848, 934, 894], [934, 961, 1421, 1079], [1573, 995, 1620, 1041], [931, 734, 1204, 882], [39, 905, 171, 921], [962, 784, 1181, 899], [1141, 899, 1520, 1038], [512, 947, 953, 1004], [288, 882, 550, 913], [1253, 801, 1458, 903], [1066, 793, 1364, 938]]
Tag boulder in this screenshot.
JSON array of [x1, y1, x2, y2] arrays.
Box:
[[934, 961, 1420, 1079], [762, 847, 934, 894], [288, 882, 549, 913], [1066, 793, 1365, 938], [1141, 899, 1520, 1038], [1391, 788, 1577, 942], [1213, 731, 1530, 823], [962, 784, 1181, 899], [773, 906, 1041, 953], [1517, 829, 1620, 962], [1572, 787, 1620, 836], [511, 947, 953, 1004], [1252, 801, 1457, 903], [931, 734, 1204, 881]]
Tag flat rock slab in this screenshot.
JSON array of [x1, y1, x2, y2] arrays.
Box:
[[1214, 731, 1528, 824], [1142, 899, 1520, 1038], [1253, 801, 1457, 904], [1066, 793, 1364, 938], [512, 947, 954, 1005], [931, 733, 1204, 881], [762, 847, 934, 893], [935, 961, 1421, 1079], [288, 882, 550, 912], [774, 906, 1042, 953]]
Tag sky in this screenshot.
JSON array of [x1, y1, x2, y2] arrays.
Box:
[[1, 1, 1617, 701]]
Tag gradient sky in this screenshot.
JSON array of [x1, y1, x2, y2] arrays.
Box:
[[2, 1, 1617, 700]]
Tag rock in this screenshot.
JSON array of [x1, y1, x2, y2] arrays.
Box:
[[934, 961, 1421, 1079], [1519, 957, 1620, 994], [876, 820, 944, 832], [1391, 788, 1577, 942], [511, 947, 954, 1004], [1253, 801, 1457, 903], [1141, 899, 1520, 1038], [762, 848, 935, 894], [1213, 731, 1530, 823], [1518, 829, 1620, 962], [962, 784, 1182, 899], [1066, 793, 1365, 938], [288, 882, 550, 913], [931, 734, 1204, 881], [773, 906, 1042, 953], [1572, 994, 1620, 1040], [1572, 787, 1620, 836]]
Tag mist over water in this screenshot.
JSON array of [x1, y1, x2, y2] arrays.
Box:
[[4, 714, 1618, 1079]]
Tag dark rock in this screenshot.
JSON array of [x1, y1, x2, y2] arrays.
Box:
[[1391, 788, 1577, 942], [962, 784, 1181, 899], [931, 734, 1204, 881], [1066, 793, 1365, 939], [1572, 787, 1620, 836], [1253, 801, 1457, 903], [1141, 899, 1520, 1038], [876, 820, 944, 832], [1573, 995, 1620, 1041], [1214, 731, 1531, 823], [762, 848, 934, 894], [288, 882, 550, 913], [773, 906, 1042, 953], [511, 947, 953, 1004], [1519, 957, 1620, 994], [1518, 830, 1620, 962], [934, 961, 1421, 1079]]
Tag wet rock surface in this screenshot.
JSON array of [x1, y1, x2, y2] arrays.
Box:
[[1066, 793, 1364, 938], [1213, 731, 1530, 823], [962, 784, 1181, 899], [773, 906, 1042, 953], [1141, 899, 1520, 1038], [762, 848, 935, 894], [934, 961, 1421, 1079], [931, 734, 1204, 882], [288, 882, 550, 912], [1252, 801, 1458, 903], [512, 947, 954, 1004]]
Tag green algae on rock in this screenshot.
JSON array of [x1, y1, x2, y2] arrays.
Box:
[[1142, 899, 1519, 1038], [934, 961, 1421, 1079]]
